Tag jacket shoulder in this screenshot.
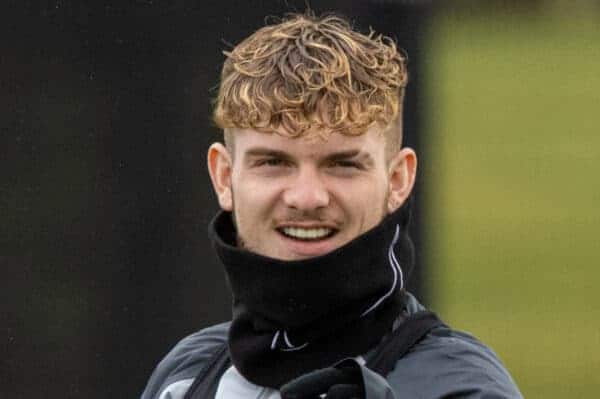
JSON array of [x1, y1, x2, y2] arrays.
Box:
[[140, 321, 231, 399], [386, 325, 523, 398]]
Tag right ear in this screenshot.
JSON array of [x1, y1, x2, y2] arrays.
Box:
[[207, 142, 233, 211]]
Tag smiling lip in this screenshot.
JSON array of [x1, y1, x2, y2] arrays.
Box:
[[278, 225, 336, 240], [275, 225, 340, 257]]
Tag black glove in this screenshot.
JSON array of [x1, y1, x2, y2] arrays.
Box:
[[280, 359, 365, 399]]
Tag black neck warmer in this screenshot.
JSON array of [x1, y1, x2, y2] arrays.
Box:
[[209, 201, 414, 388]]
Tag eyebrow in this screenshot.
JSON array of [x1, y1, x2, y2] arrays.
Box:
[[325, 150, 366, 161], [243, 147, 373, 164], [243, 148, 293, 160]]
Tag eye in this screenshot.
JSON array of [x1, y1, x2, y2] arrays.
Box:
[[256, 157, 288, 167], [331, 160, 360, 169]]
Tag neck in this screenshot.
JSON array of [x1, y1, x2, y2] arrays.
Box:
[[208, 201, 415, 387]]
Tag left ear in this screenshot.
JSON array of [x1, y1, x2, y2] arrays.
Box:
[[387, 147, 417, 213]]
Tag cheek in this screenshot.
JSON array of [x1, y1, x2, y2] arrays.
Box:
[[231, 177, 280, 220], [361, 178, 389, 217], [334, 177, 387, 216]]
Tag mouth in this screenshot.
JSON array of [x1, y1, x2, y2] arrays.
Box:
[[276, 226, 338, 241]]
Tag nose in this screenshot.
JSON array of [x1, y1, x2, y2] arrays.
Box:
[[282, 168, 330, 211]]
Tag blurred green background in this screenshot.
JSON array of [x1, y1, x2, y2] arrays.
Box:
[[424, 2, 600, 398]]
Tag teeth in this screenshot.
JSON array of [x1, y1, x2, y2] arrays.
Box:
[[282, 227, 332, 240]]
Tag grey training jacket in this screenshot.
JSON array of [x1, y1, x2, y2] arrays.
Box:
[[140, 293, 523, 399]]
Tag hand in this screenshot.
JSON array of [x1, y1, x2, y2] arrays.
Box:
[[280, 361, 364, 399]]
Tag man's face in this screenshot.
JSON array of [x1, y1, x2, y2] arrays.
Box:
[[208, 125, 416, 261]]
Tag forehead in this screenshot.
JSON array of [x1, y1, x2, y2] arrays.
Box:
[[232, 126, 387, 159]]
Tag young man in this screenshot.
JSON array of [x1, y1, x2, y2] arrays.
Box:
[[141, 14, 522, 399]]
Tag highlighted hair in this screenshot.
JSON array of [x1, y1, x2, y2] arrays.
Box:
[[213, 13, 407, 141]]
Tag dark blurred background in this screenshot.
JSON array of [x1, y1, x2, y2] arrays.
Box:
[[5, 1, 600, 398], [1, 2, 430, 398]]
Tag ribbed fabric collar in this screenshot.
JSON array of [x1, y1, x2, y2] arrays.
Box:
[[209, 201, 414, 388]]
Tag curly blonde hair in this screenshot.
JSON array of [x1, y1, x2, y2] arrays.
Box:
[[213, 13, 408, 148]]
